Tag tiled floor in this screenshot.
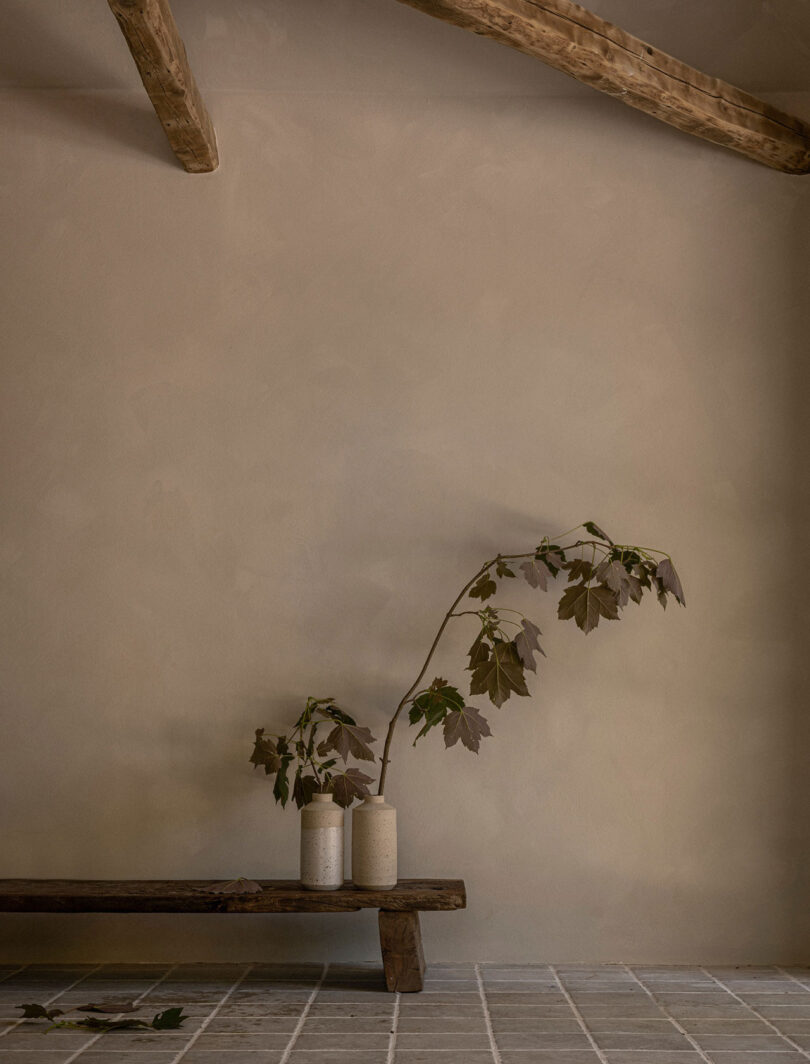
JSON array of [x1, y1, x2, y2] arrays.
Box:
[[1, 963, 810, 1064]]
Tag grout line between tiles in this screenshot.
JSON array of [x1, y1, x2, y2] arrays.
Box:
[[385, 990, 400, 1064], [475, 962, 503, 1064], [168, 963, 254, 1064], [0, 963, 103, 1041], [549, 965, 611, 1064], [278, 961, 329, 1064], [65, 963, 180, 1064], [778, 967, 810, 992], [701, 966, 810, 1061], [0, 965, 29, 984], [623, 964, 713, 1064]]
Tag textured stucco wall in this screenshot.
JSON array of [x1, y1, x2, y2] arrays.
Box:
[[1, 1, 809, 964]]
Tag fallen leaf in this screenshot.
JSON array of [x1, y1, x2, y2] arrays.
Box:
[[205, 878, 263, 894], [78, 1001, 140, 1014], [17, 1004, 63, 1020]]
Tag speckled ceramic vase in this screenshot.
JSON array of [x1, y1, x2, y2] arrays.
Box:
[[351, 795, 397, 890], [300, 793, 344, 891]]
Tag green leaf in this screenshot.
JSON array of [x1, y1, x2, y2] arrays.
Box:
[[565, 558, 593, 583], [469, 640, 530, 708], [466, 633, 490, 669], [469, 573, 497, 601], [583, 521, 614, 544], [557, 582, 619, 634], [443, 704, 492, 753], [514, 618, 545, 673], [151, 1007, 189, 1030], [656, 558, 685, 606], [495, 558, 515, 579], [410, 682, 465, 743], [329, 767, 375, 807], [273, 754, 293, 807], [292, 773, 319, 809], [519, 558, 548, 591], [323, 721, 377, 763], [17, 1004, 63, 1020], [250, 730, 282, 774], [536, 546, 566, 576], [318, 703, 357, 726]]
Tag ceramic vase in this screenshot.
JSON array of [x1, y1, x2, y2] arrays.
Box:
[[351, 794, 397, 890], [300, 793, 344, 891]]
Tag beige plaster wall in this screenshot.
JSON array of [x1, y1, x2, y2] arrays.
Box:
[[1, 1, 809, 964]]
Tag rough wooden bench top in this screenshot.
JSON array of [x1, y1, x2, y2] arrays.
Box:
[[0, 879, 467, 992], [0, 878, 465, 913]]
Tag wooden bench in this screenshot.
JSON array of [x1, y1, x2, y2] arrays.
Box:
[[0, 879, 466, 993]]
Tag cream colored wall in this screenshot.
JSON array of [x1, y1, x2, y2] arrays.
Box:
[[1, 1, 809, 964]]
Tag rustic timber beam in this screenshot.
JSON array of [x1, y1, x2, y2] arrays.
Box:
[[108, 0, 218, 173], [394, 0, 810, 174]]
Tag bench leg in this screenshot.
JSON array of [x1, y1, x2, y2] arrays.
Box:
[[378, 909, 425, 992]]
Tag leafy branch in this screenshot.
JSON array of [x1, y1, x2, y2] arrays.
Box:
[[250, 696, 377, 809], [16, 1003, 188, 1033], [376, 521, 684, 793]]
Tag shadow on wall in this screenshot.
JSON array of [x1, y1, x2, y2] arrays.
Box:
[[0, 0, 173, 165]]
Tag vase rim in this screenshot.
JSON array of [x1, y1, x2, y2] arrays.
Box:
[[311, 793, 334, 803], [364, 795, 385, 803]]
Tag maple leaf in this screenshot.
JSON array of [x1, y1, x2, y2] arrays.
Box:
[[519, 558, 548, 591], [443, 705, 492, 753], [557, 582, 619, 634], [273, 753, 294, 807], [17, 1004, 63, 1020], [204, 878, 263, 894], [656, 558, 685, 606], [151, 1007, 189, 1030], [583, 520, 614, 544], [293, 773, 319, 809], [495, 558, 515, 579], [323, 721, 377, 763], [410, 682, 465, 743], [250, 730, 282, 774], [565, 558, 594, 583], [514, 618, 545, 672], [534, 548, 567, 577], [469, 640, 530, 707], [78, 1001, 140, 1013], [594, 559, 644, 608], [329, 767, 375, 807], [466, 633, 490, 669], [469, 573, 497, 601]]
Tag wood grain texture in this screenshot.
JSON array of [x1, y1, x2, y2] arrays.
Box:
[[379, 909, 426, 992], [394, 0, 810, 173], [0, 879, 466, 914], [107, 0, 218, 172]]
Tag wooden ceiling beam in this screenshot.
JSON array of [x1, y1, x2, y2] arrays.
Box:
[[394, 0, 810, 174], [108, 0, 218, 173]]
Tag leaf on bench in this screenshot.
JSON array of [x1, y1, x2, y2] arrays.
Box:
[[203, 877, 263, 894]]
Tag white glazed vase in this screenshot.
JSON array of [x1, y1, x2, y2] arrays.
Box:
[[300, 793, 344, 891], [351, 795, 397, 890]]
